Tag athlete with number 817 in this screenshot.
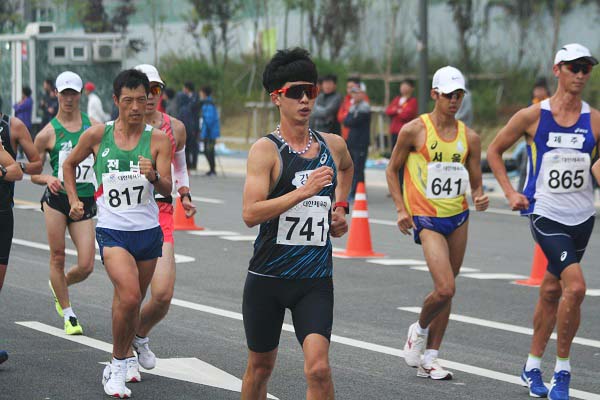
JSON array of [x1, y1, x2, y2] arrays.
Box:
[[386, 65, 488, 381]]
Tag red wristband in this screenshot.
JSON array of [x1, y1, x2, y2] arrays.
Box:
[[333, 201, 349, 214]]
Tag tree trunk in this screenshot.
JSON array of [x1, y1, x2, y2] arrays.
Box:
[[284, 4, 289, 48], [551, 1, 561, 61]]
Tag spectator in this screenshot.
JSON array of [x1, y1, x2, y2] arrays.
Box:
[[13, 87, 33, 133], [199, 86, 221, 176], [310, 74, 342, 135], [178, 82, 201, 170], [84, 82, 110, 122], [40, 78, 58, 127], [343, 82, 371, 200], [385, 79, 418, 151], [164, 88, 177, 116], [532, 77, 551, 104], [337, 77, 361, 140], [455, 78, 473, 126]]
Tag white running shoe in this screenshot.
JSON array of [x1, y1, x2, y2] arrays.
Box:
[[126, 357, 141, 383], [403, 322, 427, 368], [417, 358, 453, 380], [102, 362, 132, 398], [133, 336, 156, 370]]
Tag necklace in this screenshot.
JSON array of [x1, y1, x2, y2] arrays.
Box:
[[276, 125, 313, 155]]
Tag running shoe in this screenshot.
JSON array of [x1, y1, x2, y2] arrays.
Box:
[[64, 316, 83, 335], [133, 336, 156, 370], [521, 366, 548, 398], [403, 322, 427, 368], [417, 358, 453, 380], [103, 362, 131, 398], [548, 370, 570, 400], [0, 350, 8, 364], [125, 357, 141, 383], [48, 280, 63, 318]]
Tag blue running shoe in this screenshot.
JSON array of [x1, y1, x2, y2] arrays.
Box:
[[0, 350, 8, 364], [548, 370, 570, 400], [521, 366, 549, 398]]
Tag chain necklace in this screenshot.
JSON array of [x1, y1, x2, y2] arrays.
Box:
[[276, 125, 313, 155]]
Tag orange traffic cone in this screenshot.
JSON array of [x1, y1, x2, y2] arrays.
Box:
[[333, 182, 384, 258], [514, 244, 547, 286], [173, 197, 204, 231]]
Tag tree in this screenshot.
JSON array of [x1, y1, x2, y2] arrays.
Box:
[[484, 0, 539, 67], [0, 0, 25, 34], [447, 0, 475, 71], [146, 0, 168, 66], [79, 0, 113, 33]]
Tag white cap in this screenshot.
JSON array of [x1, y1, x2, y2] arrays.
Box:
[[55, 71, 83, 92], [432, 66, 466, 94], [554, 43, 598, 66], [134, 64, 164, 85]]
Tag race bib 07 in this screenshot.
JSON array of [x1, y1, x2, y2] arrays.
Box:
[[425, 162, 469, 199], [542, 152, 590, 194], [102, 171, 152, 211], [277, 196, 331, 246], [58, 150, 96, 184]]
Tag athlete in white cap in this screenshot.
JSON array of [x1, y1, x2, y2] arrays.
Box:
[[386, 65, 488, 381], [488, 43, 599, 400], [118, 64, 196, 383], [31, 71, 102, 335]]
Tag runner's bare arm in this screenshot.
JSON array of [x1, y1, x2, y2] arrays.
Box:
[[465, 128, 488, 212], [386, 119, 419, 234], [147, 129, 173, 197], [0, 144, 23, 182], [63, 125, 103, 208], [89, 117, 103, 126], [11, 117, 42, 174], [487, 106, 538, 210], [170, 117, 195, 216], [242, 138, 333, 227], [30, 124, 57, 187], [323, 133, 353, 237]]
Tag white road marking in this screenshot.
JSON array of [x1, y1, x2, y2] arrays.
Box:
[[169, 299, 600, 400], [13, 204, 41, 211], [367, 259, 427, 266], [194, 196, 225, 204], [15, 321, 277, 399], [187, 230, 240, 236], [410, 266, 481, 273], [12, 238, 196, 264], [369, 218, 397, 226], [585, 289, 600, 297], [220, 235, 256, 241], [398, 306, 600, 349], [461, 273, 528, 280]]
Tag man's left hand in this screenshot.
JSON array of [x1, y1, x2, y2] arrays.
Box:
[[330, 208, 348, 237]]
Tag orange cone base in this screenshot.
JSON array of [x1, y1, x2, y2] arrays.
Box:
[[333, 249, 385, 258], [513, 278, 542, 287], [173, 198, 205, 231]]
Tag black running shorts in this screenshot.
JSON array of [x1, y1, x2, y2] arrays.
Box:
[[242, 272, 334, 353], [0, 208, 14, 265], [41, 188, 96, 223]]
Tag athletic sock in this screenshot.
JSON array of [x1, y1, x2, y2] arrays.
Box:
[[416, 322, 429, 336], [525, 354, 542, 371], [555, 357, 571, 373], [112, 357, 126, 368], [423, 349, 439, 365], [63, 307, 76, 321]]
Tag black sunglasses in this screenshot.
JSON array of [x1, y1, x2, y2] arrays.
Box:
[[437, 90, 465, 100], [271, 84, 319, 100], [561, 62, 592, 75]]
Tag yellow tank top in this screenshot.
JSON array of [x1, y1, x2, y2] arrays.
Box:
[[403, 114, 469, 217]]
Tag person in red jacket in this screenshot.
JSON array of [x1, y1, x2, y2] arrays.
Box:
[[385, 79, 418, 152], [338, 77, 367, 140]]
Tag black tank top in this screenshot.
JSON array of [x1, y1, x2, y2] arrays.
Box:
[[249, 130, 337, 279], [0, 114, 16, 210]]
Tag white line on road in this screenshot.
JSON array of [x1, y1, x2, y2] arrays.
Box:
[[585, 289, 600, 297], [194, 197, 225, 204], [367, 259, 427, 266], [220, 235, 256, 241], [12, 238, 196, 264], [461, 273, 528, 280], [186, 230, 240, 236], [170, 299, 600, 400], [398, 306, 600, 349], [409, 266, 481, 273]]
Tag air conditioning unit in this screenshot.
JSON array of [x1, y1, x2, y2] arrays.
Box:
[[25, 22, 56, 36], [92, 42, 124, 62]]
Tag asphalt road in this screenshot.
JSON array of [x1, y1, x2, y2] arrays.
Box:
[[1, 169, 599, 400]]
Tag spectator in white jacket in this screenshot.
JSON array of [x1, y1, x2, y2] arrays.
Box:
[[84, 82, 110, 122]]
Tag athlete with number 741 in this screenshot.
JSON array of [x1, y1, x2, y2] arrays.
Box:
[[386, 65, 488, 381]]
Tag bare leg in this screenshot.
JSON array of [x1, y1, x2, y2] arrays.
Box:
[[529, 272, 562, 357], [555, 263, 586, 359], [304, 334, 334, 400], [241, 348, 278, 400], [66, 219, 95, 285]]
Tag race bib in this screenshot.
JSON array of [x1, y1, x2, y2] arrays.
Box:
[[547, 133, 585, 149], [58, 150, 96, 184], [277, 195, 330, 246], [426, 162, 469, 199], [102, 171, 152, 211], [542, 152, 590, 194]]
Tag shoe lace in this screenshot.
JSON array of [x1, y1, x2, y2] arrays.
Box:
[[68, 316, 78, 327], [554, 371, 570, 385], [528, 369, 544, 386]]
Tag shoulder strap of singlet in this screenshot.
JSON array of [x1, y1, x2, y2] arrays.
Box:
[[311, 129, 327, 146], [540, 98, 551, 111], [581, 101, 591, 114], [266, 133, 287, 153]]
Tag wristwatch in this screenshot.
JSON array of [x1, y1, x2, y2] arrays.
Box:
[[19, 162, 26, 173], [0, 165, 6, 181], [180, 192, 192, 202], [333, 201, 350, 215], [150, 170, 161, 183]]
